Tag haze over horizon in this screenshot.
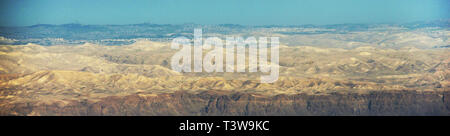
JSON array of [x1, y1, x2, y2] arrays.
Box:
[[0, 0, 448, 26]]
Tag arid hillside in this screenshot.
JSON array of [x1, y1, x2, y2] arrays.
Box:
[[0, 40, 448, 115]]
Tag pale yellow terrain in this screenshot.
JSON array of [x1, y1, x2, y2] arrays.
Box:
[[0, 40, 448, 106]]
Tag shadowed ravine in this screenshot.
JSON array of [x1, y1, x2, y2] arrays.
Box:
[[1, 91, 448, 116]]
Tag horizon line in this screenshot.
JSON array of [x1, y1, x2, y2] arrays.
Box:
[[1, 18, 448, 28]]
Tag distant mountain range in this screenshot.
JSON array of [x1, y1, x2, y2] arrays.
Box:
[[0, 19, 448, 46]]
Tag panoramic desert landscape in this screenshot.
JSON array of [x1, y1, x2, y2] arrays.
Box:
[[0, 22, 448, 115]]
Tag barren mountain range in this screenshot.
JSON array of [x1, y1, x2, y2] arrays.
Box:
[[0, 39, 448, 115], [0, 22, 449, 115]]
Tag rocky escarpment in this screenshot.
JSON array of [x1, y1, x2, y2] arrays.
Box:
[[1, 90, 448, 116]]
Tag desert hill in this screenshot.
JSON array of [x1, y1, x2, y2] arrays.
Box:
[[0, 41, 448, 115]]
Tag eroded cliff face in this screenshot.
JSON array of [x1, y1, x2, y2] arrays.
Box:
[[1, 91, 448, 116]]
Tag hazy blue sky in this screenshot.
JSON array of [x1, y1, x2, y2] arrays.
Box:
[[0, 0, 448, 26]]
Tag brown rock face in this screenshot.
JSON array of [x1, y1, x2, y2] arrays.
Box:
[[1, 91, 448, 116]]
